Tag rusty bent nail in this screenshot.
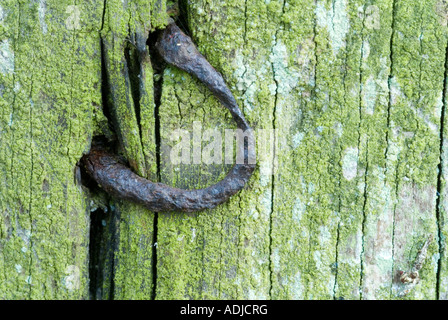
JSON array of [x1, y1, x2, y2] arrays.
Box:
[[82, 22, 256, 213]]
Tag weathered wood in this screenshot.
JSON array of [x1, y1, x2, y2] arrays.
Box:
[[385, 0, 444, 299], [0, 0, 167, 300], [1, 0, 448, 300], [95, 0, 168, 299], [155, 0, 276, 299], [155, 0, 448, 300], [0, 0, 102, 298]]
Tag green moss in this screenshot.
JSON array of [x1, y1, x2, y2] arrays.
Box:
[[0, 0, 103, 298], [112, 201, 155, 299], [1, 0, 446, 300], [384, 0, 446, 299], [0, 0, 166, 300], [155, 0, 277, 299], [97, 0, 169, 300], [154, 0, 446, 300]]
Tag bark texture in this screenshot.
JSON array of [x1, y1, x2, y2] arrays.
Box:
[[1, 0, 448, 300]]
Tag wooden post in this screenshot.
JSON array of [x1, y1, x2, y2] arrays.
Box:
[[1, 0, 447, 300]]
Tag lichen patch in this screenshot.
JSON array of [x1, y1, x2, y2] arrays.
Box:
[[342, 147, 359, 181], [63, 265, 80, 291], [38, 0, 48, 34], [362, 76, 377, 115], [0, 40, 14, 75], [316, 0, 350, 56], [270, 40, 300, 96]]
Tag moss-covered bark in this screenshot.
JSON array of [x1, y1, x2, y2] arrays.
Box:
[[155, 0, 448, 300], [1, 0, 448, 300], [0, 0, 102, 298], [94, 0, 168, 299], [0, 0, 168, 300]]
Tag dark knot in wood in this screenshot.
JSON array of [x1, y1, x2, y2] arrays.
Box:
[[82, 22, 255, 212]]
